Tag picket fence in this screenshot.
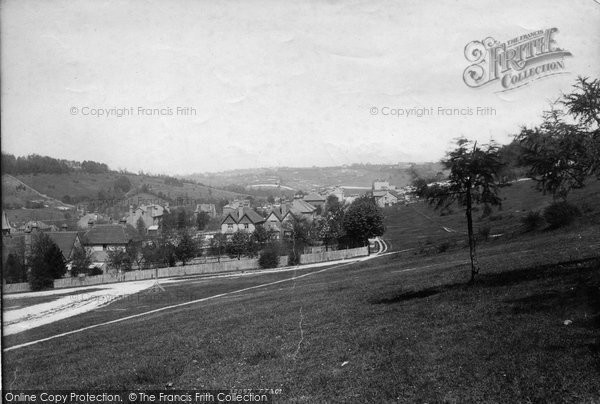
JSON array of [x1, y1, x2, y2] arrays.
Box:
[[3, 246, 368, 294]]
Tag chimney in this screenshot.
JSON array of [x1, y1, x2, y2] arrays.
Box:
[[281, 204, 287, 216], [238, 207, 244, 220]]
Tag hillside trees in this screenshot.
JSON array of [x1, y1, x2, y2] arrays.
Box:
[[415, 138, 505, 283], [517, 77, 600, 199]]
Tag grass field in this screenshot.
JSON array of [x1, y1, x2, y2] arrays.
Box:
[[2, 218, 599, 402]]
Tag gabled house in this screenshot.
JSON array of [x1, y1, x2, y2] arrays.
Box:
[[124, 204, 167, 229], [373, 190, 399, 207], [303, 193, 326, 208], [264, 205, 294, 239], [291, 199, 318, 221], [81, 224, 132, 252], [220, 207, 265, 235]]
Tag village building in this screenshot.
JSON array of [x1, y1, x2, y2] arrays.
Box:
[[124, 204, 167, 229], [194, 203, 217, 218], [373, 190, 399, 208], [220, 207, 266, 235], [303, 193, 326, 209]]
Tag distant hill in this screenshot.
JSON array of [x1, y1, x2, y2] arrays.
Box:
[[187, 163, 446, 191], [6, 172, 245, 208]]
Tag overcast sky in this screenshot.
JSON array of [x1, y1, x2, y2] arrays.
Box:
[[1, 0, 599, 175]]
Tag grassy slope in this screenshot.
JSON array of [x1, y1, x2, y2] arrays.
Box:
[[384, 179, 600, 252], [2, 224, 599, 402], [13, 172, 244, 205]]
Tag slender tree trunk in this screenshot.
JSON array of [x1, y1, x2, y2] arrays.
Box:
[[465, 185, 478, 283]]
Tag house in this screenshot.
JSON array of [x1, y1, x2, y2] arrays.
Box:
[[124, 204, 167, 229], [81, 224, 132, 252], [290, 199, 318, 221], [263, 205, 296, 239], [194, 203, 217, 218], [220, 207, 265, 235], [373, 190, 399, 207], [303, 193, 326, 209], [222, 199, 251, 216], [2, 211, 14, 235], [46, 231, 83, 266], [19, 220, 58, 233]]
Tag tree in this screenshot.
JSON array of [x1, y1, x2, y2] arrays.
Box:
[[4, 253, 25, 284], [136, 217, 146, 237], [196, 211, 210, 231], [517, 77, 600, 199], [252, 225, 269, 244], [107, 249, 132, 272], [29, 232, 67, 290], [282, 215, 319, 263], [227, 231, 250, 260], [210, 233, 227, 262], [175, 231, 198, 266], [415, 138, 505, 283], [114, 175, 132, 193], [70, 245, 93, 277], [319, 197, 345, 250], [342, 195, 385, 247], [127, 241, 144, 269]]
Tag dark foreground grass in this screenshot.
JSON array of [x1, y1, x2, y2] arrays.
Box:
[[2, 227, 600, 402]]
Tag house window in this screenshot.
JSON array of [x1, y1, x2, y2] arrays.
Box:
[[244, 224, 249, 229], [227, 224, 233, 230]]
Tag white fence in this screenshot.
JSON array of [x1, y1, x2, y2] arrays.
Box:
[[300, 246, 369, 264], [3, 246, 368, 294]]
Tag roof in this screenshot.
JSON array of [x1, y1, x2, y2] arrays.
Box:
[[373, 190, 398, 198], [220, 208, 265, 225], [292, 199, 317, 213], [47, 231, 80, 260], [195, 204, 216, 212], [2, 212, 13, 231], [303, 193, 326, 202], [83, 224, 132, 245]]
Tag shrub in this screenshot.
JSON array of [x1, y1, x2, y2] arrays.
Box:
[[88, 267, 103, 276], [543, 201, 581, 229], [258, 245, 280, 269], [478, 225, 491, 241], [437, 242, 451, 253], [521, 210, 545, 232]]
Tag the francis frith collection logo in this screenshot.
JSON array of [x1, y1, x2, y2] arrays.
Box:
[[463, 28, 572, 92]]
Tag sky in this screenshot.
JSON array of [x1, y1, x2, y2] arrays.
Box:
[[1, 0, 599, 175]]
